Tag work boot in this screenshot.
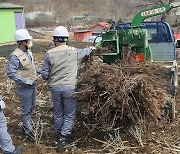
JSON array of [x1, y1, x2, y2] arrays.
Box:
[[26, 131, 36, 142], [57, 133, 69, 147], [3, 145, 24, 154], [13, 145, 24, 154], [57, 137, 69, 147], [22, 127, 36, 142]]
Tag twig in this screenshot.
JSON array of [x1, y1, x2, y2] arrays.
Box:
[[129, 124, 144, 147]]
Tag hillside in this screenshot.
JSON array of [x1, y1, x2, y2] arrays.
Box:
[[4, 0, 180, 30]]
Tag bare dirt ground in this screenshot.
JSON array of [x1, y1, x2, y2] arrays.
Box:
[[0, 39, 180, 154]]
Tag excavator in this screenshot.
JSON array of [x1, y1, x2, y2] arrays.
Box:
[[95, 2, 180, 121]]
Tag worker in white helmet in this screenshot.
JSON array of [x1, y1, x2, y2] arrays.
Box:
[[41, 26, 96, 147], [7, 29, 40, 142], [0, 96, 23, 154]]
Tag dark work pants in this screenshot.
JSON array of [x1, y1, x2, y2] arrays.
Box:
[[50, 88, 77, 136], [0, 110, 15, 153], [16, 85, 36, 133]]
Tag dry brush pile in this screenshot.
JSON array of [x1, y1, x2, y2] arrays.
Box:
[[77, 60, 170, 130]]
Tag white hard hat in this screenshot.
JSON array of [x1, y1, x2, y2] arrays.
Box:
[[14, 29, 33, 41], [53, 26, 69, 37]]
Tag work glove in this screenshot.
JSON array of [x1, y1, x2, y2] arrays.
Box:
[[25, 79, 34, 85], [0, 95, 5, 109], [89, 46, 96, 50]]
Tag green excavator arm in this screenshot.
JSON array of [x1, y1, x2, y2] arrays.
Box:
[[132, 2, 180, 26]]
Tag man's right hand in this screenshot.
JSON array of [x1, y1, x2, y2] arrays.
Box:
[[89, 46, 96, 50]]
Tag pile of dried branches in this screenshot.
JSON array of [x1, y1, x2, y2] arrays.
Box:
[[77, 62, 169, 129], [96, 42, 117, 53]]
